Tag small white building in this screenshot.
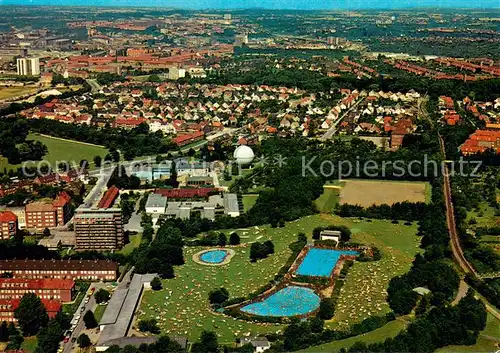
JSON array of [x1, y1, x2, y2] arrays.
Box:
[[320, 230, 341, 243], [145, 194, 167, 214], [240, 337, 271, 353]]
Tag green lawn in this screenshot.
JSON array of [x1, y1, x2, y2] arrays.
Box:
[[21, 337, 38, 353], [325, 215, 420, 329], [242, 194, 258, 212], [298, 320, 408, 352], [0, 133, 108, 172], [139, 214, 419, 342], [467, 201, 499, 230], [94, 304, 108, 324], [118, 233, 142, 256], [315, 187, 340, 213]]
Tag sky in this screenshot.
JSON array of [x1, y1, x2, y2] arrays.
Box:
[[0, 0, 499, 9]]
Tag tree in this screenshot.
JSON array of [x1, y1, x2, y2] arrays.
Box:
[[34, 319, 62, 353], [137, 319, 160, 334], [229, 232, 240, 245], [14, 293, 49, 336], [217, 233, 227, 246], [151, 277, 162, 291], [93, 155, 102, 168], [42, 227, 51, 237], [0, 321, 8, 342], [309, 316, 324, 333], [208, 287, 229, 305], [159, 263, 175, 279], [318, 298, 335, 320], [191, 331, 219, 353], [94, 289, 110, 304], [83, 310, 98, 329], [77, 333, 91, 349]]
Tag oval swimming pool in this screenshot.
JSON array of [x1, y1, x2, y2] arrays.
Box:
[[241, 286, 320, 317], [199, 250, 229, 264]]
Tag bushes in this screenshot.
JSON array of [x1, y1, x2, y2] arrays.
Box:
[[138, 319, 160, 334], [336, 202, 428, 221], [318, 298, 335, 320], [250, 241, 275, 261]]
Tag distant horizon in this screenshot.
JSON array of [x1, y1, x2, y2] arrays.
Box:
[[1, 0, 499, 10]]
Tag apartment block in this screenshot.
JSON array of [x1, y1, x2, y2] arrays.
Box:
[[0, 259, 119, 281], [16, 57, 40, 76], [74, 208, 124, 251], [25, 192, 72, 231], [0, 299, 61, 323], [0, 211, 17, 240], [0, 278, 74, 302]]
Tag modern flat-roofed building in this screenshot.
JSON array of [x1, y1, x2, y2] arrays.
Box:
[[0, 259, 118, 281], [0, 211, 17, 240], [74, 208, 124, 251], [16, 57, 40, 76], [0, 278, 74, 302], [0, 299, 61, 323]]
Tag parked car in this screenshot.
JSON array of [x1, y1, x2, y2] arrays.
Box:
[[63, 336, 70, 343]]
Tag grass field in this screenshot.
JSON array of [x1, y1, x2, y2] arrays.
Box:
[[339, 180, 430, 207], [0, 85, 39, 101], [20, 337, 37, 353], [322, 215, 420, 329], [118, 233, 142, 256], [0, 133, 108, 172], [242, 194, 258, 212], [94, 304, 108, 324], [138, 214, 419, 342], [298, 319, 408, 352], [315, 186, 340, 213]]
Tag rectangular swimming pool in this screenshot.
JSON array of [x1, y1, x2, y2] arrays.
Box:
[[295, 248, 358, 277]]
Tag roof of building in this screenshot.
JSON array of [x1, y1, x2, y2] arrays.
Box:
[[0, 299, 61, 313], [97, 186, 120, 209], [154, 188, 217, 199], [223, 193, 239, 214], [52, 192, 71, 208], [0, 211, 17, 223], [145, 193, 168, 209], [25, 201, 55, 213], [0, 259, 118, 272]]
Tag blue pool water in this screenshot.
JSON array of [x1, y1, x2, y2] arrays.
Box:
[[296, 248, 359, 277], [199, 250, 228, 264], [241, 286, 320, 317]]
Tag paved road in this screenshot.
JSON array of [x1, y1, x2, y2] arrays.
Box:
[[62, 283, 103, 353], [320, 97, 365, 141], [85, 79, 102, 93]]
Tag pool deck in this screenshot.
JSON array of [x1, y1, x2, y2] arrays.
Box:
[[192, 248, 236, 266]]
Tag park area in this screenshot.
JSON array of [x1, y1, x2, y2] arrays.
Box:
[[138, 214, 420, 343], [339, 180, 431, 207], [0, 85, 39, 101], [0, 133, 108, 172]]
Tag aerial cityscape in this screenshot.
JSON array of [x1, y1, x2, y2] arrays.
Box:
[[0, 3, 498, 353]]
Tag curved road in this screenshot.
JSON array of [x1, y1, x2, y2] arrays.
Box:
[[439, 135, 500, 320]]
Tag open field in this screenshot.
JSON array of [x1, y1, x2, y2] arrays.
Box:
[[321, 214, 420, 329], [298, 319, 408, 352], [0, 133, 108, 172], [138, 214, 419, 342], [242, 194, 258, 212], [118, 233, 142, 256], [339, 179, 430, 207], [0, 85, 39, 101], [315, 186, 340, 213]]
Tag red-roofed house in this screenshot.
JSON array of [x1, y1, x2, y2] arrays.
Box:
[[172, 131, 204, 147], [0, 211, 17, 240]]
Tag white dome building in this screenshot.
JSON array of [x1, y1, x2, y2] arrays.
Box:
[[233, 145, 255, 165]]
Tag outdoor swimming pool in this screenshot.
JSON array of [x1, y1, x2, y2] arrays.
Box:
[[296, 248, 359, 277], [240, 286, 320, 317], [199, 250, 229, 264]]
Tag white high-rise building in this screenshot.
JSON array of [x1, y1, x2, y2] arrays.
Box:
[[16, 57, 40, 76]]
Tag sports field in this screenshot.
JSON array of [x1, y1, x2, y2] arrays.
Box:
[[0, 85, 39, 101], [138, 214, 419, 342], [0, 133, 108, 171], [339, 179, 431, 207]]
